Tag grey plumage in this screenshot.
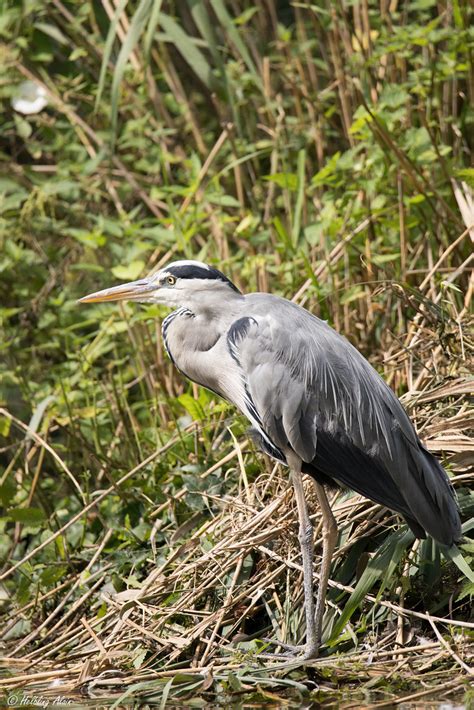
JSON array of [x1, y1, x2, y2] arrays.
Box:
[[80, 259, 462, 659], [159, 278, 460, 547]]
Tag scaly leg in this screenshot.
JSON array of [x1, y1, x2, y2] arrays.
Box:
[[311, 480, 338, 651], [288, 452, 319, 659], [262, 458, 337, 660]]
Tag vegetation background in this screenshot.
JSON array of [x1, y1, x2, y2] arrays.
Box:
[[0, 0, 473, 705]]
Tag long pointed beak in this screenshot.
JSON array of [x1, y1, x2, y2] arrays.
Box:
[[78, 278, 156, 304]]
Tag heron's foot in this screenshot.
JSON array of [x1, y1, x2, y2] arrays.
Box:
[[260, 637, 319, 661]]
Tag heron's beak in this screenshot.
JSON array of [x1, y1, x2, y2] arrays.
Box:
[[78, 278, 157, 304]]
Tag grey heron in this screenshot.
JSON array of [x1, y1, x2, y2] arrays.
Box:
[[80, 260, 462, 659]]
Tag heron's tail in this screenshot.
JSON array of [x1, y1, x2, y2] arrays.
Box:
[[304, 429, 462, 547], [403, 444, 462, 547]]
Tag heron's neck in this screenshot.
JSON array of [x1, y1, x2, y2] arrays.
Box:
[[182, 289, 243, 319], [161, 295, 243, 391]]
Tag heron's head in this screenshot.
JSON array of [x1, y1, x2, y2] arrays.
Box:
[[79, 260, 242, 309]]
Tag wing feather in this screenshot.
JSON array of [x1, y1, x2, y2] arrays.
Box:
[[227, 294, 461, 545]]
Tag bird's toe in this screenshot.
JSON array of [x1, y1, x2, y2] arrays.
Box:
[[260, 637, 319, 661]]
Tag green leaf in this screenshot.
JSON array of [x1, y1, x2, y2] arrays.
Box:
[[379, 84, 409, 109], [132, 646, 148, 669], [441, 544, 474, 583], [14, 115, 32, 139], [110, 0, 153, 139], [143, 0, 164, 60], [234, 7, 260, 25], [27, 395, 55, 441], [209, 0, 261, 87], [111, 260, 145, 281], [0, 479, 15, 506], [95, 0, 128, 112], [340, 285, 365, 305], [64, 228, 106, 249], [34, 21, 68, 45], [69, 47, 88, 61], [455, 168, 474, 188], [371, 252, 400, 265], [40, 565, 68, 587], [292, 148, 306, 246], [264, 173, 298, 191], [55, 535, 66, 560], [272, 216, 293, 251], [158, 12, 214, 90], [0, 191, 28, 214], [349, 107, 372, 135], [328, 529, 414, 644], [311, 152, 341, 187], [406, 194, 426, 205], [456, 580, 474, 601], [9, 507, 46, 525], [207, 193, 241, 207], [0, 415, 11, 437], [178, 393, 206, 421]]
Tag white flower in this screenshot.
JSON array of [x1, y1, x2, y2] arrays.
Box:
[[11, 80, 48, 115]]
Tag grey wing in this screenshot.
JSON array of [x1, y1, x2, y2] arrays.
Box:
[[227, 298, 461, 546]]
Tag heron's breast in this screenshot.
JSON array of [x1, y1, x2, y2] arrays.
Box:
[[162, 311, 234, 396]]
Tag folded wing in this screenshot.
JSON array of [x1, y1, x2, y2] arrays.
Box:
[[226, 297, 461, 546]]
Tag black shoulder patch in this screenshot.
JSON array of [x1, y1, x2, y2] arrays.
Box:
[[227, 316, 257, 363], [167, 264, 241, 293]]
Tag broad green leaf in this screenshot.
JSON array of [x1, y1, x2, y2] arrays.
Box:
[[111, 259, 145, 280], [234, 7, 260, 25], [9, 507, 46, 525], [178, 393, 206, 421], [65, 228, 106, 248], [379, 84, 409, 109], [0, 479, 15, 506], [69, 47, 87, 61], [264, 173, 298, 191]]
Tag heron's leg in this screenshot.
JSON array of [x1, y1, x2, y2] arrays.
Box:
[[311, 481, 338, 651], [288, 454, 319, 660]]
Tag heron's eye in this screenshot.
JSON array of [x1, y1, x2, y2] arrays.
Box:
[[166, 275, 176, 286]]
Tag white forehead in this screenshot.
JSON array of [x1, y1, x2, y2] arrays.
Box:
[[151, 259, 241, 294]]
